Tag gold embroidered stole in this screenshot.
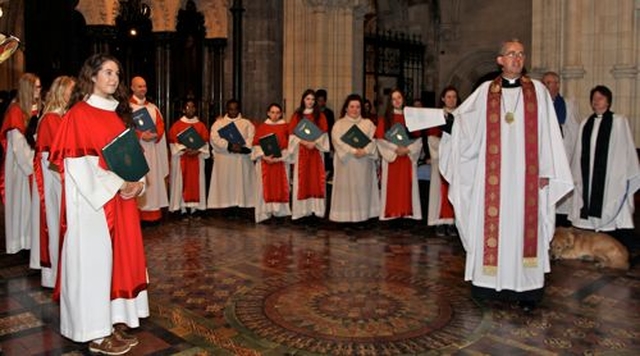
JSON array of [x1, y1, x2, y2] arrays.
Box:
[[483, 76, 539, 275]]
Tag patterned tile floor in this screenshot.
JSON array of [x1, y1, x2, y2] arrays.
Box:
[[0, 209, 639, 355]]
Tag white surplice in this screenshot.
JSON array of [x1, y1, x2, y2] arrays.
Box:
[[130, 100, 169, 214], [207, 115, 256, 208], [569, 113, 640, 231], [330, 116, 380, 222], [39, 152, 61, 287], [440, 79, 573, 292], [555, 97, 582, 215], [4, 129, 34, 253]]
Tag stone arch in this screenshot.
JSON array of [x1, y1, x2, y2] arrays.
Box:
[[441, 49, 498, 100]]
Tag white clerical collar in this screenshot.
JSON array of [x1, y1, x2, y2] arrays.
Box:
[[180, 115, 200, 124], [131, 95, 146, 105], [86, 94, 119, 111], [345, 115, 361, 122], [393, 108, 403, 114], [303, 108, 313, 114]]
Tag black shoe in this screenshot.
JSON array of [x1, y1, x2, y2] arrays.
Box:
[[446, 225, 458, 237], [517, 300, 537, 314], [435, 225, 446, 237]]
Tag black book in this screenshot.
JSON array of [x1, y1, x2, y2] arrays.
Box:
[[340, 124, 371, 149], [259, 133, 282, 158], [132, 108, 156, 133], [102, 128, 150, 182], [293, 117, 323, 141], [217, 122, 246, 146], [177, 125, 206, 150], [384, 122, 413, 146]]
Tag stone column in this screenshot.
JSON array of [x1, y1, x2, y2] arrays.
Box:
[[153, 31, 174, 125], [561, 0, 586, 101], [203, 37, 227, 122], [230, 0, 245, 103]]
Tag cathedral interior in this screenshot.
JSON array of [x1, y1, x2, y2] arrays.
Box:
[[0, 0, 639, 355]]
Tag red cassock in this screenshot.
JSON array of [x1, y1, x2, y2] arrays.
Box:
[[426, 126, 454, 220], [288, 112, 327, 200], [34, 112, 63, 267], [375, 113, 421, 218], [49, 101, 148, 301], [253, 122, 289, 202], [168, 120, 208, 203], [0, 104, 29, 203]]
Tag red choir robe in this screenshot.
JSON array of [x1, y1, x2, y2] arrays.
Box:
[[253, 121, 290, 203], [288, 112, 328, 200], [49, 100, 148, 302], [375, 113, 422, 219], [168, 119, 209, 204], [34, 112, 63, 268], [426, 126, 454, 221]]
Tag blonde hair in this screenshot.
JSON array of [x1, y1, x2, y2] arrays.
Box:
[[43, 76, 75, 115], [16, 73, 41, 119]]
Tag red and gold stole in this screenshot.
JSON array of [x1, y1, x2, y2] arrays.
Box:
[[483, 76, 539, 275]]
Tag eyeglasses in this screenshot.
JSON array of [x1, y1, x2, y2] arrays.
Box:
[[502, 51, 526, 59]]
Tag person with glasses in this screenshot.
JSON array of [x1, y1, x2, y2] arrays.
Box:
[[1, 73, 41, 254], [439, 39, 573, 313]]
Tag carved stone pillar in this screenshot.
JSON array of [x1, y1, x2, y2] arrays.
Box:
[[283, 0, 372, 116], [153, 31, 174, 125], [561, 0, 585, 100], [230, 0, 245, 104], [85, 24, 117, 55], [203, 37, 227, 123]]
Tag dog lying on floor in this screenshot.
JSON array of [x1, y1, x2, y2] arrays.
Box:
[[551, 227, 630, 270]]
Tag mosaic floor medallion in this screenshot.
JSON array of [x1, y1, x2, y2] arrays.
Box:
[[231, 272, 488, 354]]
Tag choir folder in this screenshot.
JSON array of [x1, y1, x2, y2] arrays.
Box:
[[102, 128, 150, 181], [217, 122, 246, 146], [177, 125, 206, 150], [259, 133, 282, 158], [293, 117, 322, 141], [384, 122, 412, 146], [340, 124, 371, 149], [132, 108, 157, 133]]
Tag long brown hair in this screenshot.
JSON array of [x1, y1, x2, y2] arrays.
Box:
[[383, 88, 404, 130], [295, 89, 320, 124], [68, 54, 132, 126], [16, 73, 41, 120]]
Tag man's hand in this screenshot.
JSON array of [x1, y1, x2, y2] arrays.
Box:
[[119, 181, 144, 199], [354, 148, 366, 158], [140, 130, 157, 142]]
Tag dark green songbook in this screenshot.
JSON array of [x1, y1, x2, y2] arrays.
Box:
[[384, 122, 413, 146], [259, 133, 282, 158], [102, 128, 150, 181], [132, 108, 157, 133], [177, 125, 206, 150], [293, 117, 322, 141], [218, 122, 246, 146], [340, 124, 371, 149]]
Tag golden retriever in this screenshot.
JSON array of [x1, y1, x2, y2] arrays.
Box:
[[551, 227, 630, 270]]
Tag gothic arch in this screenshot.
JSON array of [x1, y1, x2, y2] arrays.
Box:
[[441, 50, 498, 99]]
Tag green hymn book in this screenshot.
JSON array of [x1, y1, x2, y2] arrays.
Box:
[[259, 133, 282, 158], [102, 128, 150, 181], [384, 122, 413, 146], [177, 125, 206, 150], [340, 124, 371, 149], [293, 117, 322, 141]]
